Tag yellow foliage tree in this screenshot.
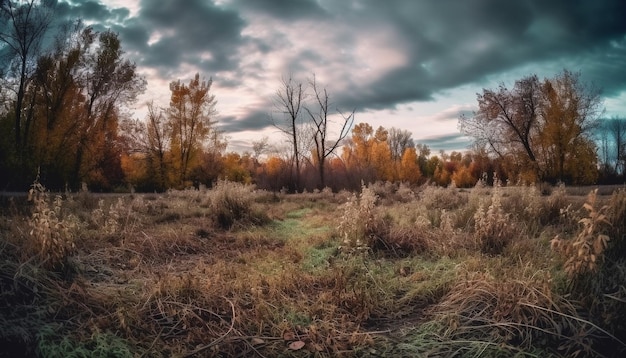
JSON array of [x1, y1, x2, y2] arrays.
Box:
[[167, 73, 217, 188], [399, 147, 421, 184]]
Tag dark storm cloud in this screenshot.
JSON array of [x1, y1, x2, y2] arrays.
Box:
[[55, 0, 129, 29], [54, 0, 626, 142], [233, 0, 325, 20], [218, 111, 272, 133], [134, 0, 246, 73], [332, 0, 626, 110], [56, 0, 247, 76]]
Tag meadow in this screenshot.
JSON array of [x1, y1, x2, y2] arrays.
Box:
[[1, 180, 625, 357]]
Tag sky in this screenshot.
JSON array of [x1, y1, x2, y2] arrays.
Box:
[[54, 0, 626, 154]]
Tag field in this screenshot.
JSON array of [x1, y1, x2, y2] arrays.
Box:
[[1, 180, 625, 357]]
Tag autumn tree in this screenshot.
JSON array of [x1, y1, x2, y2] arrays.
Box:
[[27, 22, 87, 188], [342, 123, 393, 184], [252, 136, 269, 161], [383, 127, 414, 181], [0, 19, 145, 190], [167, 73, 217, 187], [460, 70, 602, 184], [65, 29, 144, 190], [305, 76, 354, 189], [121, 101, 170, 190], [220, 152, 251, 183], [398, 146, 421, 184], [460, 75, 541, 180], [538, 71, 601, 183], [415, 143, 434, 177]]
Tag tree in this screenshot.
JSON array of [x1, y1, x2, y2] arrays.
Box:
[[167, 73, 217, 187], [28, 21, 89, 188], [387, 127, 414, 161], [460, 70, 602, 184], [120, 101, 170, 190], [538, 71, 601, 183], [305, 76, 354, 189], [398, 146, 421, 184], [71, 29, 145, 190], [1, 22, 144, 190], [460, 75, 541, 178], [341, 123, 393, 183], [144, 102, 170, 189], [599, 117, 626, 176], [272, 76, 307, 191], [252, 136, 269, 160], [0, 0, 54, 160]]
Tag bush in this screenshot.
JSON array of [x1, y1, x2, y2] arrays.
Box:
[[205, 180, 269, 229]]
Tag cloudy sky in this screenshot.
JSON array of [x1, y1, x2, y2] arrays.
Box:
[[56, 0, 626, 154]]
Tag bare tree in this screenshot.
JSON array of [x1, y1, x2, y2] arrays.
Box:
[[252, 136, 269, 160], [387, 127, 414, 161], [0, 0, 54, 156], [305, 76, 354, 189], [602, 117, 626, 175], [460, 75, 541, 167], [272, 75, 306, 191]]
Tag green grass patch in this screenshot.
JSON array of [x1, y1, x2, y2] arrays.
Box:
[[301, 241, 338, 272]]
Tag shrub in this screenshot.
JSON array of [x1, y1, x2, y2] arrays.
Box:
[[551, 189, 626, 343], [419, 184, 467, 210], [205, 180, 268, 229]]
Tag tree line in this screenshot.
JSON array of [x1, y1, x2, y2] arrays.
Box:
[[1, 1, 624, 192]]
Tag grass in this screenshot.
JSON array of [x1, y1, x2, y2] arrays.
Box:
[[1, 181, 625, 357]]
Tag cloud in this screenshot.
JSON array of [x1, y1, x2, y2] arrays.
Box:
[[429, 105, 476, 123], [417, 133, 472, 152], [52, 0, 626, 149], [233, 0, 326, 20], [218, 110, 272, 133]]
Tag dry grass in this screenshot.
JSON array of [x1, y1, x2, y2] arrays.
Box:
[[1, 182, 625, 357]]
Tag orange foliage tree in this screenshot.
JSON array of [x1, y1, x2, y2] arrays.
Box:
[[398, 147, 422, 184], [167, 73, 217, 188]]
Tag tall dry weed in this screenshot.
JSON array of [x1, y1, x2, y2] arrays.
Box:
[[473, 182, 516, 254], [551, 189, 610, 279], [27, 180, 78, 269], [552, 189, 626, 345], [429, 269, 623, 357], [337, 183, 378, 251]]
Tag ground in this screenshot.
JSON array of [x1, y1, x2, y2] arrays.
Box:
[[1, 182, 625, 357]]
